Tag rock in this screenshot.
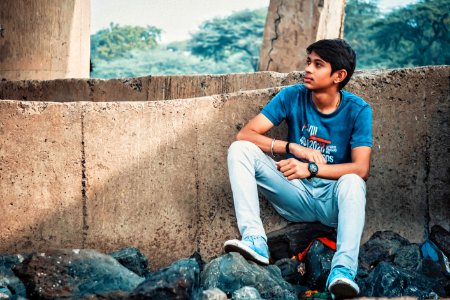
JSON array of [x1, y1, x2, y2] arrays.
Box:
[[131, 257, 200, 300], [267, 222, 336, 261], [202, 288, 227, 300], [393, 244, 422, 272], [0, 254, 27, 298], [232, 286, 262, 300], [359, 262, 446, 297], [274, 258, 303, 284], [201, 252, 297, 300], [359, 231, 410, 271], [12, 249, 144, 299], [110, 247, 149, 277], [421, 258, 450, 297], [304, 240, 334, 289], [430, 225, 450, 258]]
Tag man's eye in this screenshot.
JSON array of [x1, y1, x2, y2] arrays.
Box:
[[316, 63, 321, 67], [306, 61, 311, 65]]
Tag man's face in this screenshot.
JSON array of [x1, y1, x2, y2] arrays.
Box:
[[303, 51, 336, 91]]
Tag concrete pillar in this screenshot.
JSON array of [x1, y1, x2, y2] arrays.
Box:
[[259, 0, 346, 72], [0, 0, 90, 80]]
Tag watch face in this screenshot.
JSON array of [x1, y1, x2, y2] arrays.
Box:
[[309, 163, 318, 173]]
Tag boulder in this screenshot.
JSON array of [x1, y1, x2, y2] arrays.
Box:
[[274, 258, 302, 284], [359, 261, 445, 297], [0, 254, 27, 298], [393, 243, 422, 272], [110, 247, 149, 277], [201, 288, 227, 300], [359, 231, 410, 271], [131, 257, 200, 300], [12, 249, 144, 299], [201, 252, 297, 300], [304, 240, 334, 290], [430, 225, 450, 258], [232, 286, 262, 300]]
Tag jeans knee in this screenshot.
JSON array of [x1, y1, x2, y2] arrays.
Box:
[[337, 173, 365, 187], [228, 140, 258, 160], [336, 174, 367, 205]]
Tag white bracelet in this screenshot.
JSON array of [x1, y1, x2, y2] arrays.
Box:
[[270, 138, 276, 157]]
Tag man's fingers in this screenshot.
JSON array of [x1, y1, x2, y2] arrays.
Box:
[[283, 168, 296, 177]]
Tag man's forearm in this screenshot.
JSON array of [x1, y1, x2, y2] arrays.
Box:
[[316, 162, 369, 181]]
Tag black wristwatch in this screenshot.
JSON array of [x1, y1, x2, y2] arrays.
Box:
[[308, 161, 319, 178]]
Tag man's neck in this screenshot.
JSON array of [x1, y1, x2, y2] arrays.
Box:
[[312, 88, 341, 114]]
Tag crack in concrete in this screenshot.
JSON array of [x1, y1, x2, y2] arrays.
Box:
[[81, 106, 89, 247], [193, 115, 201, 254], [424, 134, 431, 239], [265, 1, 282, 71]]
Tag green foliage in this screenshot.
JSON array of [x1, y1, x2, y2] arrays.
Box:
[[188, 8, 267, 71], [345, 0, 450, 69], [90, 46, 252, 79], [91, 23, 161, 60]]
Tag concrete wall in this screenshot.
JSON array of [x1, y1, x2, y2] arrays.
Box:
[[0, 0, 90, 80], [258, 0, 346, 72], [0, 67, 449, 270]]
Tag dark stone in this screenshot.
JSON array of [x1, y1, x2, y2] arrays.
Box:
[[421, 258, 450, 296], [110, 247, 149, 277], [0, 254, 27, 298], [304, 240, 334, 290], [12, 249, 144, 299], [359, 231, 410, 272], [201, 252, 297, 300], [359, 262, 446, 297], [393, 244, 422, 272], [267, 222, 336, 261], [274, 258, 303, 284], [430, 225, 450, 258], [131, 257, 200, 300]]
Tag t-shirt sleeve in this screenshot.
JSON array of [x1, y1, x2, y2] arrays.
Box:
[[350, 105, 373, 148], [261, 87, 289, 126]]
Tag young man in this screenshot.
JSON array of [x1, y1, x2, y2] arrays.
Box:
[[224, 39, 372, 298]]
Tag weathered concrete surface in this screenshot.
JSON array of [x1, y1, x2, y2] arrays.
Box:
[[0, 101, 83, 253], [0, 0, 90, 80], [0, 67, 448, 269], [0, 72, 292, 102], [258, 0, 346, 72], [82, 101, 199, 269]]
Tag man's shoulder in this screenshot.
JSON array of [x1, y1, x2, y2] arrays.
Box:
[[341, 90, 370, 109]]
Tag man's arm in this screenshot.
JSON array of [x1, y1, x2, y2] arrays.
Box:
[[277, 146, 372, 181], [237, 113, 326, 164]]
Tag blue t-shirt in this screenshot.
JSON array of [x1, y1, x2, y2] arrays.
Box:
[[261, 84, 372, 164]]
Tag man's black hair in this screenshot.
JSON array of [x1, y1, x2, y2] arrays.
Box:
[[306, 39, 356, 90]]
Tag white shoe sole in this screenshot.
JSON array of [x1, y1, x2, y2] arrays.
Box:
[[329, 277, 360, 298], [223, 239, 269, 265]]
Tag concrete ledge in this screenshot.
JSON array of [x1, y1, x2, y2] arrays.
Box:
[[0, 67, 448, 270]]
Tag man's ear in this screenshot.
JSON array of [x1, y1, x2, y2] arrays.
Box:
[[333, 69, 348, 84]]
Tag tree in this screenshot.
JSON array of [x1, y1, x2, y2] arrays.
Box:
[[344, 0, 385, 69], [345, 0, 450, 69], [189, 8, 267, 71], [370, 0, 450, 67], [91, 23, 162, 60]]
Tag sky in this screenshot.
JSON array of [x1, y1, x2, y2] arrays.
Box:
[[91, 0, 418, 43]]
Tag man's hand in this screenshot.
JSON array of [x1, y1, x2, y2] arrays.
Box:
[[276, 158, 311, 180], [290, 143, 326, 164]]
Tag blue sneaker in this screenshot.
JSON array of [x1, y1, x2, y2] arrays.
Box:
[[224, 235, 269, 265], [326, 266, 359, 298]]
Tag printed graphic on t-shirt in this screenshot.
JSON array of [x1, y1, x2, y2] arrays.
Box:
[[299, 124, 337, 163]]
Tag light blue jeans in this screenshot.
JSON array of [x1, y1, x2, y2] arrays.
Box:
[[227, 140, 366, 276]]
